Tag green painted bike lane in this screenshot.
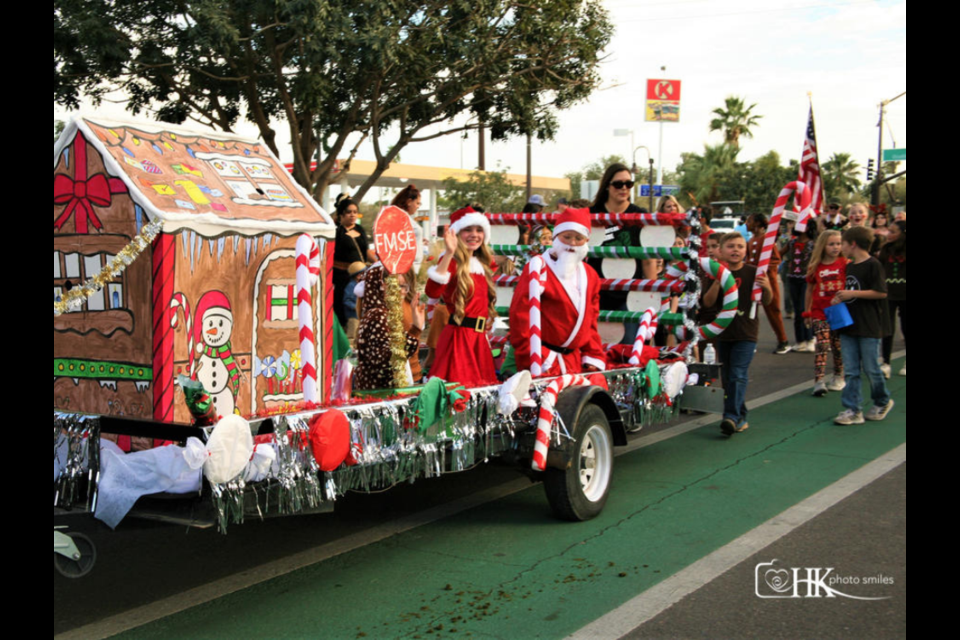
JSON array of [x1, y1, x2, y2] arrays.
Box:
[[121, 364, 906, 640]]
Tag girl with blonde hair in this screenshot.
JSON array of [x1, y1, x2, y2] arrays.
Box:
[[804, 230, 847, 397], [424, 207, 498, 387]]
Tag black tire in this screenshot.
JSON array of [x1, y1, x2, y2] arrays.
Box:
[[54, 533, 97, 579], [544, 404, 614, 522]]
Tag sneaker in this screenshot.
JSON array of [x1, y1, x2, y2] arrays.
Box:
[[899, 364, 907, 377], [835, 410, 865, 426], [865, 400, 895, 422], [721, 419, 737, 436], [880, 364, 892, 380], [827, 375, 846, 392], [797, 341, 815, 354], [774, 342, 792, 355], [812, 381, 828, 397], [735, 422, 749, 433]]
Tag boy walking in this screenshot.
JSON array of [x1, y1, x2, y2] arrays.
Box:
[[832, 227, 894, 425], [704, 233, 773, 435]]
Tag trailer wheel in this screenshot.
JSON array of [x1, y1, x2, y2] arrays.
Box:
[[544, 404, 614, 522], [54, 533, 97, 579]]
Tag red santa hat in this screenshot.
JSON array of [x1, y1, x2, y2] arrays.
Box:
[[449, 206, 491, 242], [193, 291, 233, 348], [554, 208, 591, 239]]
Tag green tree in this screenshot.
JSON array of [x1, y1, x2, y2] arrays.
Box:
[[439, 166, 525, 214], [822, 152, 862, 200], [709, 97, 763, 149], [564, 155, 626, 200], [677, 143, 740, 205], [54, 119, 65, 142], [55, 1, 613, 203]]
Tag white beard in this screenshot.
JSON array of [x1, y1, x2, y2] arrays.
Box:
[[548, 239, 588, 279]]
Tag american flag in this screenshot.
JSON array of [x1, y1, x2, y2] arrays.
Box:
[[797, 106, 823, 229]]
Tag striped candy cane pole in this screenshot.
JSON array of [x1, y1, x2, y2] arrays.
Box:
[[169, 293, 194, 377], [753, 182, 811, 314], [296, 234, 322, 403], [699, 258, 740, 340], [527, 256, 549, 378], [426, 297, 440, 323], [532, 374, 592, 472], [628, 307, 661, 365]]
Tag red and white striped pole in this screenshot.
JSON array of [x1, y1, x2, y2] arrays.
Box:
[[628, 308, 661, 366], [296, 234, 322, 403], [533, 374, 592, 472], [527, 256, 549, 378], [753, 181, 812, 316]]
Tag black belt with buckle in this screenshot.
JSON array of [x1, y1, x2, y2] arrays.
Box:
[[543, 341, 574, 356], [450, 316, 488, 333]]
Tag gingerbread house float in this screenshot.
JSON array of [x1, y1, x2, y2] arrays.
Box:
[[54, 116, 337, 425]]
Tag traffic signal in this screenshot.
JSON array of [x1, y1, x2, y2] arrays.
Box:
[[866, 158, 875, 181]]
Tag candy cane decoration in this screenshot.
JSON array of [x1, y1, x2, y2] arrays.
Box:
[[485, 213, 687, 228], [296, 234, 322, 403], [496, 274, 684, 295], [169, 293, 194, 377], [700, 258, 739, 341], [526, 256, 551, 377], [426, 297, 440, 323], [628, 308, 660, 365], [533, 374, 592, 472], [753, 182, 811, 311]]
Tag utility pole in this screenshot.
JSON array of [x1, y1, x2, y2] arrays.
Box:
[[874, 91, 906, 205], [526, 133, 533, 202], [478, 123, 486, 171]]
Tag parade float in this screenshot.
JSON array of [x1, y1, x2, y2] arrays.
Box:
[[54, 116, 739, 578]]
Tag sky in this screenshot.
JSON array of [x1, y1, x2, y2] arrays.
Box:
[[55, 0, 907, 187]]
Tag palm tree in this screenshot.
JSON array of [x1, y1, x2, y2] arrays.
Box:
[[822, 152, 862, 199], [709, 97, 763, 149], [678, 143, 741, 205]]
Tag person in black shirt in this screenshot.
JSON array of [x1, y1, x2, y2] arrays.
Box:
[[333, 197, 375, 324], [832, 226, 893, 425], [587, 163, 646, 344], [878, 220, 906, 377]]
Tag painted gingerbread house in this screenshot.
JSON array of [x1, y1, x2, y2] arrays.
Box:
[[54, 116, 337, 425]]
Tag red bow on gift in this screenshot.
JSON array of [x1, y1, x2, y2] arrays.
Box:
[[54, 132, 128, 234]]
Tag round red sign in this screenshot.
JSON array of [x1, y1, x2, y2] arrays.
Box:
[[374, 205, 418, 275]]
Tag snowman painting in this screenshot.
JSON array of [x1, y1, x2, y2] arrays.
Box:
[[171, 290, 242, 417], [193, 291, 242, 416]]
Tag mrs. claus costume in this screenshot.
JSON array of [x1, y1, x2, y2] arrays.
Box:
[[425, 207, 498, 388], [509, 208, 607, 377]]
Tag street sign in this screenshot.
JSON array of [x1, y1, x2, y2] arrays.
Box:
[[646, 79, 682, 123], [883, 149, 906, 162], [640, 185, 680, 198]]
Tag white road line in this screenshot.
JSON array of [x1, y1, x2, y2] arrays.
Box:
[[568, 443, 907, 640], [57, 353, 906, 640]]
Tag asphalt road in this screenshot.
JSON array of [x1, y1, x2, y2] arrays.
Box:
[[54, 322, 906, 639]]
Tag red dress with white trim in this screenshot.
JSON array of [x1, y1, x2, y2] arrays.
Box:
[[425, 256, 498, 388]]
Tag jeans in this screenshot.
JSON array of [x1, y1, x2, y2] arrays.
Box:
[[719, 341, 757, 427], [840, 335, 891, 413], [787, 278, 814, 344]]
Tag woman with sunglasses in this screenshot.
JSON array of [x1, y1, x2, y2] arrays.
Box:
[[589, 163, 646, 343]]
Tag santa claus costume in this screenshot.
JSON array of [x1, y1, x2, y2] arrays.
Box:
[[425, 207, 498, 388], [509, 208, 607, 378]]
